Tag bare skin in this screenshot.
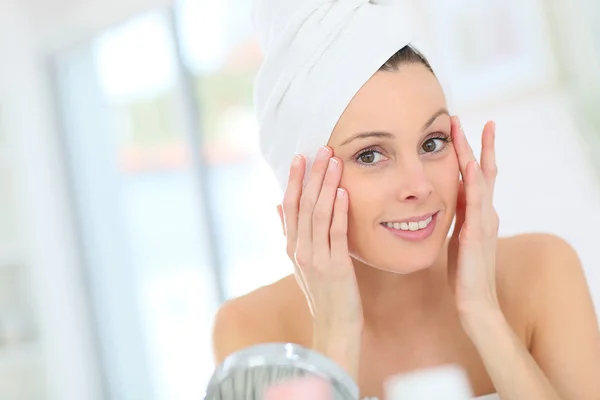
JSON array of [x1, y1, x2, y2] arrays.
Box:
[[212, 64, 600, 399], [213, 234, 598, 398]]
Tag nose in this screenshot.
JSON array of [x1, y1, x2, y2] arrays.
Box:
[[392, 158, 434, 202]]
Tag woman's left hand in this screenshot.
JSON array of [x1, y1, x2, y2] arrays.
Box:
[[447, 116, 501, 324]]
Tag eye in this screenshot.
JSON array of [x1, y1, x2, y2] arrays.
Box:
[[421, 135, 450, 154], [356, 149, 385, 165]]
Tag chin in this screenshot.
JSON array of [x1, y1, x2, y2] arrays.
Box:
[[349, 229, 448, 275], [351, 250, 441, 275]]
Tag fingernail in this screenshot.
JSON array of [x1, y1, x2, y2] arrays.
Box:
[[292, 154, 302, 167], [317, 146, 330, 160], [336, 188, 346, 198], [328, 157, 339, 170]]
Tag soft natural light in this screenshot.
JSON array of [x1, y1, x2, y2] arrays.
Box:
[[92, 12, 176, 102], [176, 0, 230, 73]]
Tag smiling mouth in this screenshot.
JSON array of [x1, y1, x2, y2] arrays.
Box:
[[380, 212, 438, 232]]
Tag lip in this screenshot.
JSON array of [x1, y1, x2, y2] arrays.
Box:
[[383, 211, 438, 224], [380, 211, 439, 242]]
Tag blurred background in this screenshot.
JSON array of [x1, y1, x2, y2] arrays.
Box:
[[0, 0, 599, 399]]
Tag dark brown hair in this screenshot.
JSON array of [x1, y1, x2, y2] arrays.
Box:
[[379, 45, 434, 74]]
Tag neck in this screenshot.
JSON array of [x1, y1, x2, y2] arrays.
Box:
[[354, 243, 453, 337]]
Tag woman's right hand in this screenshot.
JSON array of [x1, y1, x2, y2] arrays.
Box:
[[276, 145, 364, 381]]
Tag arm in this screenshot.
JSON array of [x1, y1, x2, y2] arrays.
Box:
[[463, 234, 600, 400]]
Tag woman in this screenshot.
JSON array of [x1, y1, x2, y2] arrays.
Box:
[[212, 1, 600, 399]]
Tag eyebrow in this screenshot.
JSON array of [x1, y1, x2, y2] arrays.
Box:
[[421, 108, 450, 131], [338, 131, 394, 146], [338, 108, 450, 147]]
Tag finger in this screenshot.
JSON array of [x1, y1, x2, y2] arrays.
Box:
[[276, 204, 285, 236], [463, 161, 484, 241], [282, 154, 305, 259], [296, 146, 332, 265], [451, 116, 478, 181], [480, 121, 497, 199], [329, 187, 350, 267], [451, 180, 466, 241], [313, 157, 343, 261], [447, 179, 465, 294]]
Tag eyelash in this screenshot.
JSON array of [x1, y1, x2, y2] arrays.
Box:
[[354, 147, 384, 168], [422, 133, 453, 154], [354, 133, 453, 167]]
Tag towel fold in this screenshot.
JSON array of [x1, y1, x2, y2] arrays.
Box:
[[252, 0, 432, 191]]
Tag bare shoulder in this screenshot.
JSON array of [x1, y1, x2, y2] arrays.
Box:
[[211, 274, 307, 364], [496, 233, 590, 344], [498, 233, 600, 397], [497, 232, 583, 283]]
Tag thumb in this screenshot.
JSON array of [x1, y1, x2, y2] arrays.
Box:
[[451, 180, 466, 241], [447, 180, 466, 293], [276, 204, 286, 236]]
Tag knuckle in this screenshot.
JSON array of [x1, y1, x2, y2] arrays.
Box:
[[482, 225, 494, 238], [312, 262, 327, 275], [460, 224, 480, 242], [330, 224, 346, 240], [482, 211, 500, 237], [294, 250, 311, 269], [299, 195, 315, 212], [470, 194, 483, 208], [286, 244, 296, 260], [491, 212, 500, 231], [294, 249, 314, 270], [312, 207, 330, 225], [282, 197, 296, 212]]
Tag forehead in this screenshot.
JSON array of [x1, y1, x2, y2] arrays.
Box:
[[330, 63, 447, 143]]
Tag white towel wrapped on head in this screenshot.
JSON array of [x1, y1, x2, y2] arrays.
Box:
[[252, 0, 438, 191]]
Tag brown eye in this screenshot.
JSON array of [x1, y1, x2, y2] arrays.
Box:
[[421, 137, 448, 153], [355, 149, 386, 166], [422, 139, 437, 153], [359, 151, 376, 163]]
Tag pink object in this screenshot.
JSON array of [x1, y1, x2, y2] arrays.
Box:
[[264, 377, 333, 400]]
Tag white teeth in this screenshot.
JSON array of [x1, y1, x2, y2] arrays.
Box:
[[384, 215, 433, 231], [418, 216, 432, 229]]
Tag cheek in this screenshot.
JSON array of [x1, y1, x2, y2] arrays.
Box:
[[429, 154, 460, 203], [341, 171, 380, 240], [342, 173, 370, 218]]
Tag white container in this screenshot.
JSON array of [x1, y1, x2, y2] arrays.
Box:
[[385, 364, 473, 400]]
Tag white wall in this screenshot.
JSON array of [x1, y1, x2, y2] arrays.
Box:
[[455, 0, 600, 315], [0, 2, 104, 400], [460, 89, 600, 315], [28, 0, 174, 55]]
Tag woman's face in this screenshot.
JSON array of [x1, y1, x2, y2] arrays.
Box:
[[328, 63, 459, 274]]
